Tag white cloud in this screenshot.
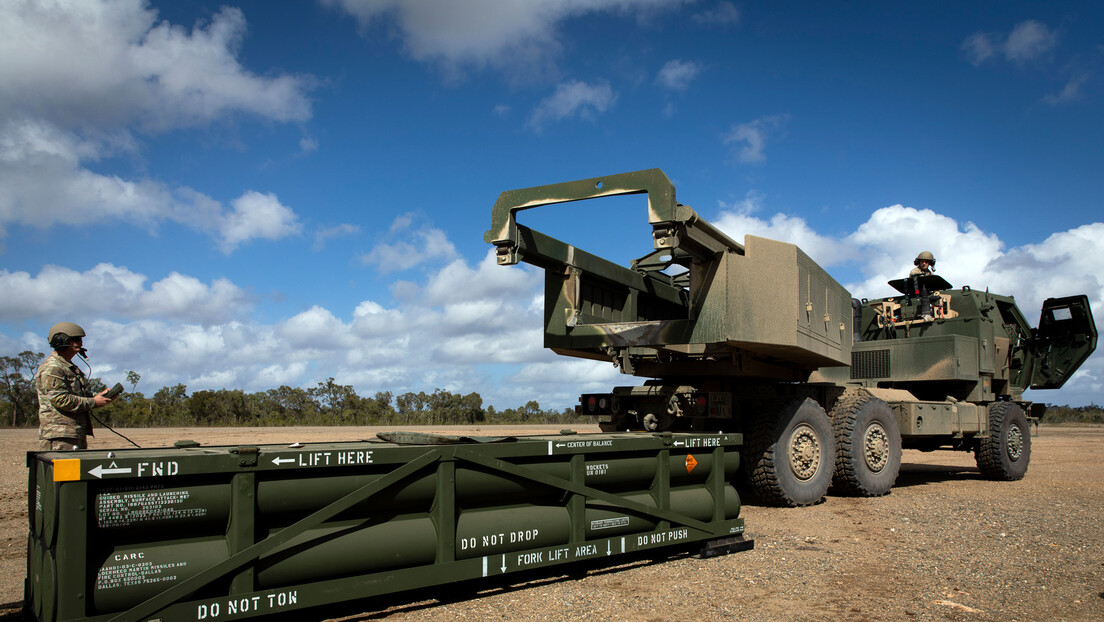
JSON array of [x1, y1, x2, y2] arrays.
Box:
[[961, 32, 998, 66], [299, 136, 319, 153], [0, 263, 250, 323], [322, 0, 688, 79], [62, 242, 547, 404], [1003, 20, 1057, 63], [313, 223, 361, 250], [0, 2, 311, 131], [1044, 72, 1090, 105], [359, 223, 460, 272], [217, 191, 303, 253], [723, 114, 789, 164], [963, 20, 1056, 66], [713, 191, 858, 268], [3, 213, 1101, 409], [656, 59, 702, 91], [0, 0, 312, 245], [692, 2, 740, 28], [528, 80, 618, 130], [844, 205, 1004, 299], [279, 306, 351, 350], [424, 251, 540, 305]]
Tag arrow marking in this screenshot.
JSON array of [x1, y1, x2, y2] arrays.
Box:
[[88, 464, 133, 479]]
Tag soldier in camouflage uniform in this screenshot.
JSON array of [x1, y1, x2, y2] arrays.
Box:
[[35, 322, 113, 450], [909, 251, 935, 277]]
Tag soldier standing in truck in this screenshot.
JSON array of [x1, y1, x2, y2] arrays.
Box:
[[909, 251, 935, 276]]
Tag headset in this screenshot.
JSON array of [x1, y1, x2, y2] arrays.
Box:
[[49, 331, 88, 358]]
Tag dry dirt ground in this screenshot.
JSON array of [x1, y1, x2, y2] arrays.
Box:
[[1, 424, 1102, 621]]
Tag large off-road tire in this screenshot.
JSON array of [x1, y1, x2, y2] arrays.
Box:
[[744, 397, 836, 507], [975, 402, 1031, 480], [831, 395, 902, 496]]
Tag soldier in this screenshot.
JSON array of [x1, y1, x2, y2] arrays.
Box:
[[910, 251, 935, 277], [34, 322, 113, 450], [907, 252, 941, 320]]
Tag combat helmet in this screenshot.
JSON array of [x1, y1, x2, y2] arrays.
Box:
[[914, 251, 936, 267], [48, 322, 86, 349]]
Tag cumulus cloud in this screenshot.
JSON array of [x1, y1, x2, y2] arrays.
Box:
[[844, 205, 1004, 299], [0, 2, 311, 131], [321, 0, 688, 80], [217, 191, 303, 253], [963, 20, 1057, 66], [130, 250, 541, 404], [723, 114, 789, 164], [710, 197, 1103, 329], [656, 59, 702, 91], [279, 306, 350, 350], [713, 191, 856, 268], [0, 124, 301, 247], [3, 212, 1101, 409], [528, 80, 618, 131], [708, 197, 1104, 405], [0, 0, 313, 245], [424, 251, 539, 306], [0, 263, 250, 324], [359, 216, 460, 272]]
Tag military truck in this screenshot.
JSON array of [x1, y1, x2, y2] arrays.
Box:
[[485, 169, 1098, 506]]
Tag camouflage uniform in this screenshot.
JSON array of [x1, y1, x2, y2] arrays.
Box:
[[35, 352, 95, 450]]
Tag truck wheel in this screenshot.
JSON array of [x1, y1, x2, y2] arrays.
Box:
[[831, 395, 901, 496], [744, 397, 835, 507], [975, 402, 1030, 480]]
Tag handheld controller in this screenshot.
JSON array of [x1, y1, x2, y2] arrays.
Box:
[[104, 383, 124, 399]]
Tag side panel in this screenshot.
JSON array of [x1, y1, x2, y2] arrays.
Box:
[[27, 433, 747, 622], [726, 235, 851, 368], [893, 401, 985, 438], [895, 402, 957, 436], [851, 334, 980, 382]]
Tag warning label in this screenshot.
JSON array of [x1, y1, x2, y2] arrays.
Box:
[[685, 454, 698, 473]]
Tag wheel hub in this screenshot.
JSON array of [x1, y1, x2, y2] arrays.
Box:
[[863, 423, 890, 472], [1007, 425, 1023, 461], [788, 423, 821, 481]]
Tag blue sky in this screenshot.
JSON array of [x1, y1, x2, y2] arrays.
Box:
[[1, 0, 1101, 410]]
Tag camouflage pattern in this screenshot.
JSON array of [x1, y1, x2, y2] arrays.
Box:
[[35, 352, 94, 450], [41, 438, 83, 451]]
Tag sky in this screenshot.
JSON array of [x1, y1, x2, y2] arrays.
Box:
[[1, 0, 1102, 411]]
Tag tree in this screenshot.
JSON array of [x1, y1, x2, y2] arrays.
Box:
[[0, 351, 45, 427], [126, 370, 141, 393], [152, 384, 188, 425], [397, 391, 430, 426], [310, 378, 359, 423], [265, 385, 319, 423]]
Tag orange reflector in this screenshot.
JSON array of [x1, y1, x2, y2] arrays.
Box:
[[53, 459, 81, 482], [685, 454, 698, 473]]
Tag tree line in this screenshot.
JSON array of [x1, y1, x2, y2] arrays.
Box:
[[6, 350, 1102, 428], [1, 350, 589, 428]]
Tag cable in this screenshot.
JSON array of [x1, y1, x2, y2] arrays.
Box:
[[78, 351, 143, 448], [90, 412, 143, 448]]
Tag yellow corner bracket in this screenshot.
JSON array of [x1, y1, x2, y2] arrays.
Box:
[[52, 459, 81, 482]]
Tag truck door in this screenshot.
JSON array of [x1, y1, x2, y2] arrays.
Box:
[[1030, 295, 1098, 389]]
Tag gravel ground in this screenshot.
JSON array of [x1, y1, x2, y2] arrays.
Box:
[[2, 424, 1102, 621]]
